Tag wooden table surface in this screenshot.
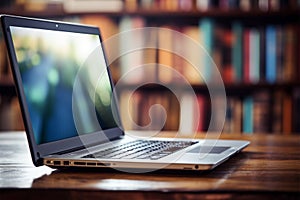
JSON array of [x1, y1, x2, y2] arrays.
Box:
[[0, 131, 299, 199]]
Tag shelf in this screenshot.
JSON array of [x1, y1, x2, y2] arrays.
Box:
[[117, 82, 300, 96], [1, 80, 299, 98], [0, 78, 15, 97], [0, 5, 299, 23]]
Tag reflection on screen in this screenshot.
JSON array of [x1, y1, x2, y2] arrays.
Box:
[[10, 26, 118, 144]]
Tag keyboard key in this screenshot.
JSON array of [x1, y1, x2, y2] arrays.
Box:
[[82, 140, 197, 160]]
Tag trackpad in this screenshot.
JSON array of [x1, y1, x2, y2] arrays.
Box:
[[188, 146, 230, 154]]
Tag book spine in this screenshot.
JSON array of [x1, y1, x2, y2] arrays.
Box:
[[265, 26, 277, 83], [276, 26, 284, 82], [249, 29, 260, 83], [196, 95, 206, 132], [232, 22, 243, 82], [243, 29, 250, 83], [222, 28, 234, 83], [199, 18, 214, 82], [283, 25, 297, 82], [282, 93, 292, 134], [179, 93, 196, 134], [182, 26, 203, 84], [259, 27, 266, 82], [253, 92, 270, 133], [158, 25, 174, 83], [243, 97, 253, 134], [293, 88, 300, 132], [119, 17, 145, 84], [272, 91, 283, 133]]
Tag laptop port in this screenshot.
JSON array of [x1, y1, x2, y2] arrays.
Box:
[[97, 162, 111, 166], [63, 161, 70, 166], [53, 161, 61, 165], [97, 162, 105, 166], [74, 161, 86, 166], [46, 160, 51, 164], [87, 162, 96, 166]]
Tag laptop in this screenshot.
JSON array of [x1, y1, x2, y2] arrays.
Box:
[[1, 15, 249, 172]]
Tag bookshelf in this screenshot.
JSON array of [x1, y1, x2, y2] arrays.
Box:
[[0, 0, 299, 134]]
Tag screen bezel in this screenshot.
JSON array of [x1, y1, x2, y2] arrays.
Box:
[[1, 15, 124, 166]]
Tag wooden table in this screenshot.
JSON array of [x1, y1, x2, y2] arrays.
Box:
[[0, 132, 299, 199]]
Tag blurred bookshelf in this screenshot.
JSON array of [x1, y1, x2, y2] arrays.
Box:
[[0, 0, 299, 134]]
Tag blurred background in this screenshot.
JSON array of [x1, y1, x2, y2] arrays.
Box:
[[0, 0, 299, 135]]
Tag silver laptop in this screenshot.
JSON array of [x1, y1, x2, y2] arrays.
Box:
[[1, 15, 249, 172]]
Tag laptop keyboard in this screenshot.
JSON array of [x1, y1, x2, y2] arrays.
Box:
[[82, 140, 197, 160]]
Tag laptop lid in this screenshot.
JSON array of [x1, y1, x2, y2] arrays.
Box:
[[1, 15, 124, 166]]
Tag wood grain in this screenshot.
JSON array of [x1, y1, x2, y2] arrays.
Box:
[[0, 132, 299, 199]]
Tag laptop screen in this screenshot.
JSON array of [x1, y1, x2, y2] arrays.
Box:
[[10, 26, 120, 145]]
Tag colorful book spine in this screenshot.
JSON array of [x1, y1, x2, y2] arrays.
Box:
[[196, 95, 206, 132], [199, 18, 214, 82], [181, 26, 203, 84], [259, 27, 266, 81], [276, 27, 284, 82], [243, 97, 253, 134], [158, 25, 174, 83], [283, 25, 297, 82], [253, 92, 270, 133], [272, 91, 283, 133], [249, 29, 260, 83], [232, 22, 243, 82], [265, 26, 277, 83], [179, 93, 196, 134], [282, 93, 292, 134], [243, 29, 250, 83], [119, 16, 145, 84]]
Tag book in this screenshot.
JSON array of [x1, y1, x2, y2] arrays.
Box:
[[223, 97, 234, 133], [210, 95, 226, 132], [178, 93, 206, 134], [282, 93, 292, 134], [243, 97, 253, 134], [243, 29, 250, 83], [181, 26, 203, 84], [265, 26, 277, 83], [232, 22, 243, 82], [196, 95, 206, 132], [119, 16, 146, 84], [253, 91, 270, 133], [217, 26, 234, 83], [233, 97, 242, 133], [224, 97, 242, 133], [249, 29, 260, 83], [63, 0, 124, 12], [199, 18, 214, 82], [283, 25, 297, 82], [259, 27, 266, 82], [142, 29, 158, 83], [196, 0, 210, 10], [272, 91, 283, 133], [178, 0, 193, 10], [276, 26, 284, 82], [119, 90, 142, 130], [166, 92, 180, 131], [240, 0, 251, 10], [179, 93, 197, 135], [158, 26, 174, 83]]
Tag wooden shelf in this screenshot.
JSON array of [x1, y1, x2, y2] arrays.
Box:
[[0, 5, 299, 23], [2, 80, 299, 98], [117, 82, 300, 96], [0, 78, 15, 97]]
